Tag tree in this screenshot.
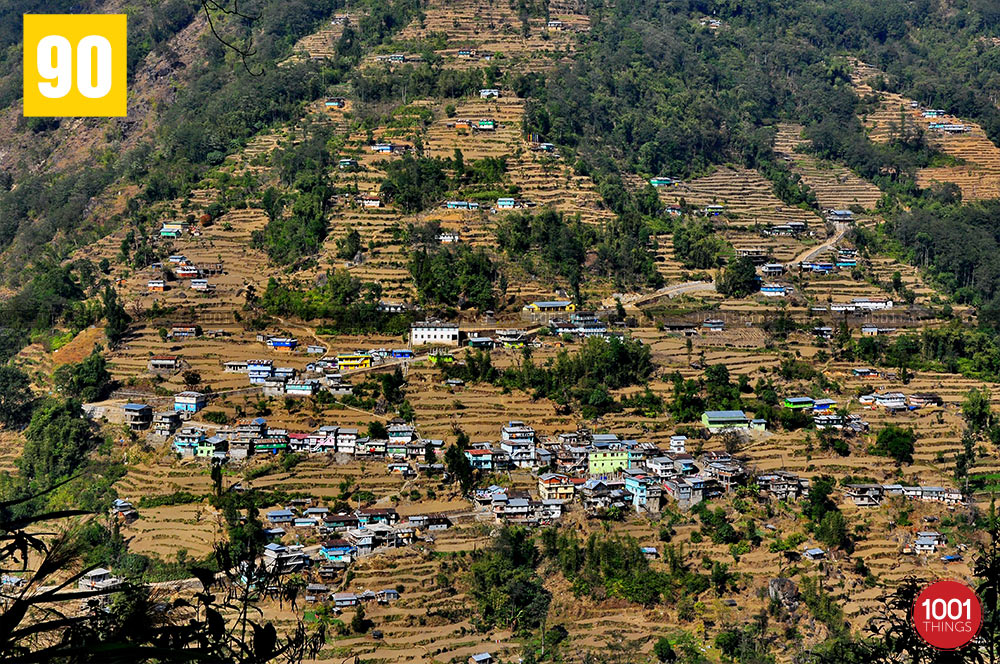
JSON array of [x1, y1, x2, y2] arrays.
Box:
[[53, 350, 114, 402], [351, 604, 369, 633], [0, 366, 34, 427], [367, 420, 388, 439], [963, 387, 993, 432], [16, 399, 100, 491], [444, 443, 475, 495], [0, 484, 326, 663], [816, 510, 851, 550], [654, 637, 677, 663], [336, 227, 362, 260], [871, 425, 916, 464], [717, 258, 760, 298], [805, 475, 837, 523], [183, 370, 202, 388], [102, 284, 132, 346]]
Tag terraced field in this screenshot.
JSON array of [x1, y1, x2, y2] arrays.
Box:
[[773, 123, 883, 211], [851, 60, 1000, 200], [394, 0, 586, 72]]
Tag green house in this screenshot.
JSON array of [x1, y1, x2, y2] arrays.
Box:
[[782, 397, 814, 410], [701, 410, 750, 431]]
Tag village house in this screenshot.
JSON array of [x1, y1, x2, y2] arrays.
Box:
[[148, 355, 180, 373], [704, 461, 748, 491], [78, 568, 123, 592], [479, 88, 500, 98], [650, 176, 680, 187], [247, 359, 274, 383], [465, 448, 494, 471], [173, 427, 206, 457], [170, 325, 199, 339], [523, 300, 575, 314], [851, 296, 893, 310], [267, 337, 298, 352], [500, 420, 536, 467], [701, 410, 750, 432], [262, 543, 310, 574], [909, 393, 943, 407], [537, 473, 575, 501], [623, 472, 662, 512], [360, 194, 383, 208], [122, 403, 152, 431], [757, 472, 809, 500], [174, 391, 206, 413], [845, 484, 884, 507], [874, 392, 907, 409], [826, 209, 854, 222], [783, 397, 814, 410], [410, 320, 460, 346], [587, 448, 630, 475], [110, 498, 138, 524], [153, 411, 180, 437], [803, 547, 826, 561]]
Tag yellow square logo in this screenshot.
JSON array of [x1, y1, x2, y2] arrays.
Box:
[[23, 14, 127, 117]]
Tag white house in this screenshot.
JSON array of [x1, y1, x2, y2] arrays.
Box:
[[410, 321, 459, 347]]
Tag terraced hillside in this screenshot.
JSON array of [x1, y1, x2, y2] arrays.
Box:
[[773, 123, 883, 211], [852, 60, 1000, 200]]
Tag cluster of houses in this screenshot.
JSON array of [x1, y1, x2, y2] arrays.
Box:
[[446, 117, 497, 132], [373, 53, 422, 64], [465, 425, 757, 514], [410, 311, 622, 348], [844, 484, 964, 509], [263, 503, 452, 569], [917, 108, 970, 134], [456, 48, 494, 61], [755, 250, 859, 297], [146, 255, 223, 292], [160, 414, 442, 461], [857, 391, 943, 413], [370, 142, 410, 155], [762, 221, 809, 238]]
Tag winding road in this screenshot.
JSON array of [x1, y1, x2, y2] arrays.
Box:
[[791, 221, 849, 265]]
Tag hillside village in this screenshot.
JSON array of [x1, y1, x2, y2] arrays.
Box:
[[5, 1, 1000, 663]]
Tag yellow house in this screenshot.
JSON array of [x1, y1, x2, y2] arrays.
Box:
[[587, 450, 629, 475], [538, 473, 576, 501], [337, 354, 372, 370], [523, 300, 576, 313]]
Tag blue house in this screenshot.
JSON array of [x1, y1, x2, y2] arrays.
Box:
[[320, 539, 356, 563], [174, 391, 206, 413], [266, 509, 295, 525], [268, 337, 298, 351]]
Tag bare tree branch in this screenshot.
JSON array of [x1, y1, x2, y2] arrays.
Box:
[[199, 0, 263, 76]]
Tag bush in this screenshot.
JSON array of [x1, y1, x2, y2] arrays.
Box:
[[871, 425, 916, 464]]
